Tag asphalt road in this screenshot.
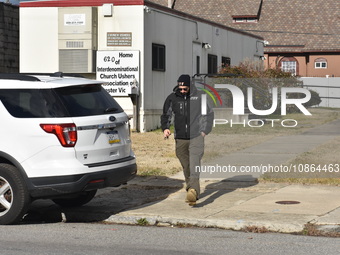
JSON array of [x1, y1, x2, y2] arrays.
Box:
[[0, 223, 339, 255]]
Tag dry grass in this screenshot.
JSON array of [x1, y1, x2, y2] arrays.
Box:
[[288, 136, 340, 166], [131, 108, 340, 183], [131, 130, 181, 176], [203, 133, 275, 162], [260, 136, 340, 185]]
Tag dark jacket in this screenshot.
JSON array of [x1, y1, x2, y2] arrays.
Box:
[[161, 84, 214, 139]]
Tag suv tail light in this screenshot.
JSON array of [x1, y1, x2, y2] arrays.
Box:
[[40, 124, 77, 147]]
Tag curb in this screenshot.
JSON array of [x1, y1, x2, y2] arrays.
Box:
[[104, 214, 306, 234]]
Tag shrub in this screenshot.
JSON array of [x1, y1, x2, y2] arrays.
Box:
[[212, 60, 321, 113]]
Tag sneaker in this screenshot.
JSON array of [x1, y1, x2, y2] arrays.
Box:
[[186, 188, 197, 205]]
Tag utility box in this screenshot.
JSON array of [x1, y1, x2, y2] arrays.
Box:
[[58, 7, 97, 73]]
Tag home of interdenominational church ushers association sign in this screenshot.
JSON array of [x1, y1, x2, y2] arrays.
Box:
[[96, 51, 140, 96]]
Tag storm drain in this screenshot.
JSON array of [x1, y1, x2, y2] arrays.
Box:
[[275, 201, 300, 205]]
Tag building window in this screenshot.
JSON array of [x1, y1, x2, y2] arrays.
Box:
[[222, 56, 231, 67], [232, 17, 258, 23], [279, 57, 298, 76], [208, 54, 218, 74], [281, 61, 296, 75], [196, 56, 200, 75], [152, 44, 165, 71], [315, 58, 327, 69]]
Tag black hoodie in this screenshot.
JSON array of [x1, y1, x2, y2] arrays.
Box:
[[161, 76, 214, 139]]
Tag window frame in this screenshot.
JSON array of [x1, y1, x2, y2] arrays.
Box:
[[222, 56, 231, 67], [208, 54, 218, 74], [314, 59, 327, 69], [281, 61, 297, 75], [279, 57, 299, 76], [233, 17, 258, 23], [152, 43, 166, 72]]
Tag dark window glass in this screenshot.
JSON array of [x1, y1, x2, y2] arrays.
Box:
[[152, 43, 166, 71], [208, 54, 218, 74], [55, 85, 123, 116], [196, 56, 200, 75], [222, 56, 231, 67], [0, 85, 123, 118], [0, 89, 68, 118]]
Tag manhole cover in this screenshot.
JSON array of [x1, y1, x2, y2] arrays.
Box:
[[275, 200, 300, 205]]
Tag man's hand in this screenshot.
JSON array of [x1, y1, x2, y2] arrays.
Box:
[[201, 132, 206, 137], [163, 129, 171, 139]]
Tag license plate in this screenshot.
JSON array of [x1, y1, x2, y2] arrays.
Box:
[[107, 131, 120, 144]]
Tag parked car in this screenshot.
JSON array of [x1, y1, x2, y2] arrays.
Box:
[[0, 73, 137, 224]]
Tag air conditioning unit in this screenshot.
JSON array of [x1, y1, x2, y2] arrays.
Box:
[[58, 7, 97, 73]]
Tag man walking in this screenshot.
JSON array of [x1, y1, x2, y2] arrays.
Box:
[[161, 74, 214, 205]]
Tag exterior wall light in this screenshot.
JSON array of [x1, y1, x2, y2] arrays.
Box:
[[202, 43, 211, 49], [256, 40, 269, 52], [144, 6, 151, 13]]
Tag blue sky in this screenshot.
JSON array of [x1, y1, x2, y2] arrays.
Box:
[[0, 0, 41, 5], [0, 0, 20, 5]]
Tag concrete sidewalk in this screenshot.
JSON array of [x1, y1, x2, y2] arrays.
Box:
[[106, 179, 340, 233], [105, 119, 340, 234]]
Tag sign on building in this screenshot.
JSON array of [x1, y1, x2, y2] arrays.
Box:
[[64, 14, 86, 26], [107, 32, 132, 46], [96, 51, 139, 96]]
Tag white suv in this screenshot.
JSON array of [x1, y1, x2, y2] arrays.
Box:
[[0, 73, 137, 224]]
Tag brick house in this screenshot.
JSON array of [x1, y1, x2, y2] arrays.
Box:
[[151, 0, 340, 77]]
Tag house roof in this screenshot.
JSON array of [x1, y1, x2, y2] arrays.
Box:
[[149, 0, 340, 53], [144, 1, 263, 40], [231, 0, 262, 17], [20, 0, 144, 7]]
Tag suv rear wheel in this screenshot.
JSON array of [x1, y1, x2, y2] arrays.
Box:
[[52, 190, 97, 207], [0, 164, 31, 225]]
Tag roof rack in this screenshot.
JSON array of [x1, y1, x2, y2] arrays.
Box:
[[0, 73, 41, 81], [0, 72, 85, 82], [48, 72, 84, 78]]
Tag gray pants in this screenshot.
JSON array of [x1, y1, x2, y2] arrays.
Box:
[[175, 135, 204, 198]]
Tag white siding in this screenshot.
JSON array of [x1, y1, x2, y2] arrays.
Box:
[[20, 7, 59, 72], [97, 5, 144, 120]]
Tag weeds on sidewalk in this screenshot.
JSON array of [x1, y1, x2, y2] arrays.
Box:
[[301, 223, 340, 238], [136, 218, 149, 226], [242, 225, 270, 233]]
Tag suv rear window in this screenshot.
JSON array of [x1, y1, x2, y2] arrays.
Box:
[[0, 84, 123, 118]]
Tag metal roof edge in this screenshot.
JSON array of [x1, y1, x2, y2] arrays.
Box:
[[20, 0, 144, 8], [265, 49, 340, 54]]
